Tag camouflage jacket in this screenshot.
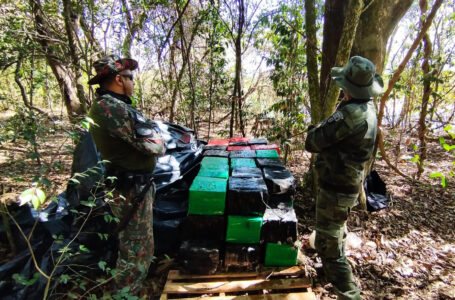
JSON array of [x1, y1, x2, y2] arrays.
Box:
[[88, 90, 165, 172], [305, 99, 377, 193]]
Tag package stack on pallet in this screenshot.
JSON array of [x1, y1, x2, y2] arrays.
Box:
[[179, 137, 297, 274], [179, 139, 229, 274], [225, 137, 265, 271]]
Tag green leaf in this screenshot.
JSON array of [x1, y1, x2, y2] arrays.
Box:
[[430, 172, 443, 178], [411, 155, 420, 164], [12, 273, 40, 286], [68, 292, 79, 299], [442, 176, 447, 188], [19, 187, 46, 209], [443, 144, 455, 151], [79, 245, 89, 252], [80, 200, 96, 207], [60, 274, 70, 284], [69, 178, 81, 185], [98, 261, 107, 271]]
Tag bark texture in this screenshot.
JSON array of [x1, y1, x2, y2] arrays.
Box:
[[31, 0, 86, 118], [351, 0, 414, 74]]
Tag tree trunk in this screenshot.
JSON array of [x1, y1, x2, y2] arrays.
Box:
[[417, 0, 433, 179], [230, 0, 245, 138], [319, 0, 349, 121], [30, 0, 85, 119], [322, 0, 364, 119], [120, 0, 148, 57], [305, 0, 321, 124], [351, 0, 414, 74], [63, 0, 87, 113], [377, 0, 443, 127]]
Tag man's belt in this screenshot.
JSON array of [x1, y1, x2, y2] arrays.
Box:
[[319, 180, 360, 194], [106, 168, 154, 188]]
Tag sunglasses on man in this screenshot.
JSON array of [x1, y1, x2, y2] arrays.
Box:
[[119, 73, 134, 81]]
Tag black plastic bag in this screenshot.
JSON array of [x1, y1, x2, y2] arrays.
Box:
[[364, 170, 389, 212]]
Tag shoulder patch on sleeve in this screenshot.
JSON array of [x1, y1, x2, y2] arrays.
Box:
[[327, 111, 344, 124]]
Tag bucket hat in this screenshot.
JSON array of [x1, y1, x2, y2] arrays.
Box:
[[88, 55, 138, 85], [331, 56, 384, 99]]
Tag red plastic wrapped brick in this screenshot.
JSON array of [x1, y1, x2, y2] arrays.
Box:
[[250, 144, 280, 155], [227, 145, 251, 151], [208, 139, 229, 146]]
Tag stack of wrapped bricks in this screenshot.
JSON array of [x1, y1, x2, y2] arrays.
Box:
[[179, 137, 297, 274]]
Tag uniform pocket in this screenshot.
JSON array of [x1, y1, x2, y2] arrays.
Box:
[[336, 192, 359, 207]]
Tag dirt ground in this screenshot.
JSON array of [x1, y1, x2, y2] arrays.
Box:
[[0, 114, 454, 299]]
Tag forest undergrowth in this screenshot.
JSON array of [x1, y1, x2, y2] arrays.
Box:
[[0, 116, 453, 299]]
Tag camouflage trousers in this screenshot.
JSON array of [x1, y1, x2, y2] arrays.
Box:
[[110, 182, 155, 295], [315, 187, 361, 300]]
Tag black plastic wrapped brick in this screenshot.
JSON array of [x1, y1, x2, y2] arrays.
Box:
[[269, 194, 294, 208], [203, 150, 229, 158], [153, 217, 185, 255], [248, 138, 268, 145], [231, 167, 263, 178], [261, 207, 298, 244], [229, 150, 256, 159], [262, 166, 295, 195], [180, 215, 226, 241], [229, 141, 249, 146], [178, 240, 220, 274], [227, 177, 269, 215], [203, 145, 228, 151], [224, 243, 261, 271], [256, 158, 285, 169]]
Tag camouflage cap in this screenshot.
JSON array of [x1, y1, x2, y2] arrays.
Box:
[[331, 56, 383, 99], [88, 55, 138, 85]]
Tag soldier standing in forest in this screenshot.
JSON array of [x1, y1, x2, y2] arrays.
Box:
[[87, 55, 166, 295], [305, 56, 383, 300]]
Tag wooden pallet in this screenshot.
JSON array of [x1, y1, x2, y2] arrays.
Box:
[[160, 266, 316, 300]]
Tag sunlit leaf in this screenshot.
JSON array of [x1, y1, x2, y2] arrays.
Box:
[[19, 187, 46, 209], [429, 172, 443, 178]]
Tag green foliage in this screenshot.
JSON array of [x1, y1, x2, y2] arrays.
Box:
[[430, 125, 455, 188], [18, 187, 46, 210], [253, 3, 307, 158], [12, 273, 41, 286]]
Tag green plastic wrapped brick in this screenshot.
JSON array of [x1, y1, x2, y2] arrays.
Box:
[[189, 176, 227, 215], [230, 158, 256, 169], [199, 157, 229, 178], [201, 157, 229, 166], [226, 215, 263, 243], [264, 243, 298, 266], [255, 149, 279, 159]]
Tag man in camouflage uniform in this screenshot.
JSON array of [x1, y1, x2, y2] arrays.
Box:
[[305, 56, 383, 300], [88, 55, 165, 294]]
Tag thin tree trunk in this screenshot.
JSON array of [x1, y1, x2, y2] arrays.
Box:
[[305, 0, 321, 124], [230, 0, 244, 137], [377, 0, 443, 127], [63, 0, 87, 112], [417, 0, 433, 179]]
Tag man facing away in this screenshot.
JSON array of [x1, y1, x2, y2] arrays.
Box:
[[87, 55, 165, 294], [305, 56, 383, 299]]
